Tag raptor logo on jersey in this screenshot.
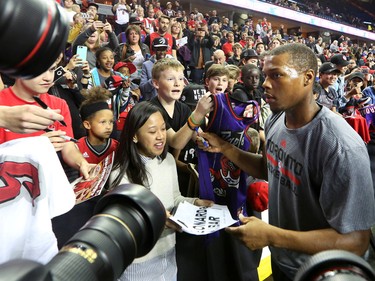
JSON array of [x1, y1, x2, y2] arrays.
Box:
[[0, 161, 40, 204]]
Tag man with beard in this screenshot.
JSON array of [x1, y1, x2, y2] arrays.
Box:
[[144, 15, 177, 58], [200, 44, 375, 281]]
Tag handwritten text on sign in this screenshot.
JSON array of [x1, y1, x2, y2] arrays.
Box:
[[170, 201, 237, 235]]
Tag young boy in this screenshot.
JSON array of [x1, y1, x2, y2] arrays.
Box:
[[204, 64, 229, 95], [149, 58, 213, 281], [150, 58, 213, 150], [0, 58, 92, 178], [232, 64, 271, 144], [225, 64, 241, 94], [77, 86, 119, 164]]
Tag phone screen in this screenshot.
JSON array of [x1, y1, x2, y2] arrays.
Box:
[[76, 45, 88, 63]]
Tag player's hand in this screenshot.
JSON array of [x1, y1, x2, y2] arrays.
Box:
[[193, 199, 214, 207], [225, 214, 273, 250], [199, 132, 228, 153]]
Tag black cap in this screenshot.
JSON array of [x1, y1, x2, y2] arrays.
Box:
[[240, 48, 258, 59], [129, 17, 142, 24], [330, 54, 349, 66], [180, 84, 206, 106], [347, 71, 364, 81], [319, 62, 340, 74], [152, 37, 169, 49]]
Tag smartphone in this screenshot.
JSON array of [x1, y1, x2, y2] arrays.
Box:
[[76, 45, 88, 65], [53, 66, 66, 83], [98, 14, 107, 23]]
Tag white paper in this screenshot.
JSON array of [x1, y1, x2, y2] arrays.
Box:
[[176, 36, 188, 47], [169, 201, 238, 235]]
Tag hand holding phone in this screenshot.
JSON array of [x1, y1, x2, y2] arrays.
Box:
[[53, 66, 67, 83], [76, 45, 88, 66]]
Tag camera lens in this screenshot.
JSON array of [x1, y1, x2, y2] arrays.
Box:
[[295, 250, 375, 281], [46, 184, 166, 281], [0, 0, 69, 78]]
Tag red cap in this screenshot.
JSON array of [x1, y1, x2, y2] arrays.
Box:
[[113, 61, 136, 74], [246, 180, 269, 212]]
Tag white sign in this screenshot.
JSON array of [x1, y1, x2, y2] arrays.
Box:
[[169, 201, 238, 235]]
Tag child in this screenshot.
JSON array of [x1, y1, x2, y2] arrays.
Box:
[[148, 58, 213, 281], [232, 64, 271, 144], [77, 86, 119, 164], [225, 64, 241, 94], [113, 61, 136, 78], [109, 102, 212, 281], [54, 86, 120, 249], [204, 64, 229, 95], [149, 58, 213, 150]]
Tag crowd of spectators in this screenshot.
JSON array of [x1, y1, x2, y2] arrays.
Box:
[[1, 0, 375, 280], [261, 0, 373, 31]]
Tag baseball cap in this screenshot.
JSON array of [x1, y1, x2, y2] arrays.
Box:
[[113, 61, 136, 74], [330, 54, 349, 66], [362, 66, 375, 75], [246, 180, 269, 212], [347, 71, 364, 81], [180, 84, 206, 106], [240, 48, 258, 59], [129, 17, 142, 25], [319, 62, 340, 74], [152, 37, 168, 49]]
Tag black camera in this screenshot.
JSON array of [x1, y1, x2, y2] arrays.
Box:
[[0, 184, 166, 281], [0, 0, 69, 78], [295, 250, 375, 281]]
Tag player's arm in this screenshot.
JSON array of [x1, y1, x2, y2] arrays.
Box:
[[226, 215, 371, 256], [200, 131, 268, 180]]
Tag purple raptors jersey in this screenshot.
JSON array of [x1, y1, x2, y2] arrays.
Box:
[[198, 93, 258, 220]]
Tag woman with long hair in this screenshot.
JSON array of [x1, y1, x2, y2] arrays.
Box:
[[110, 101, 212, 281], [120, 25, 150, 84]]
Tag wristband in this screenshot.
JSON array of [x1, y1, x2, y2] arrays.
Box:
[[189, 114, 202, 126], [187, 116, 198, 131], [82, 75, 91, 79]]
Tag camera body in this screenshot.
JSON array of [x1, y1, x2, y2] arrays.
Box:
[[0, 184, 166, 281]]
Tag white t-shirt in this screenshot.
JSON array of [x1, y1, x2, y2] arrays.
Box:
[[0, 137, 75, 264], [115, 4, 130, 25]]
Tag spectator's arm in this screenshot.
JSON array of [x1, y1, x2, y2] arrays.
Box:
[[139, 64, 155, 100]]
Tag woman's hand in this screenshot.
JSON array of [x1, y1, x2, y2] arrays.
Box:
[[165, 210, 183, 232]]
